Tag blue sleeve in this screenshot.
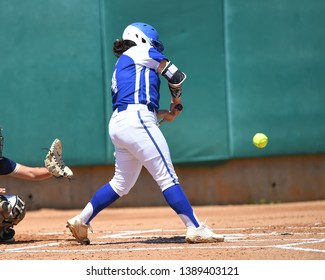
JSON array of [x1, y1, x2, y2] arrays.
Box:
[[0, 157, 17, 175], [148, 47, 167, 63]]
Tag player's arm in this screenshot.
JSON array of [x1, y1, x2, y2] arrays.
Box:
[[157, 59, 186, 121], [157, 59, 186, 100], [10, 164, 53, 181]]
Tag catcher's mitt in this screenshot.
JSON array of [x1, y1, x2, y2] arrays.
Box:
[[44, 139, 73, 178]]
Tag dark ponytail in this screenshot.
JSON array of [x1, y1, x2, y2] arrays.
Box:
[[113, 39, 136, 58]]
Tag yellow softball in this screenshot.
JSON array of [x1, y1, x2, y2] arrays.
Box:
[[253, 133, 268, 148]]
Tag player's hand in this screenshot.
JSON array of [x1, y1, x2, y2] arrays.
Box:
[[170, 102, 183, 118], [161, 111, 177, 122], [0, 187, 6, 194], [156, 103, 183, 125], [156, 110, 176, 122]]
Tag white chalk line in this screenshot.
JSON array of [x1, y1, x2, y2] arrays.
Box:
[[2, 227, 325, 255], [100, 232, 325, 239], [3, 242, 61, 252], [2, 240, 325, 254], [36, 226, 325, 236]]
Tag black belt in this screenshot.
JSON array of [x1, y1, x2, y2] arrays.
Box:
[[115, 104, 155, 113]]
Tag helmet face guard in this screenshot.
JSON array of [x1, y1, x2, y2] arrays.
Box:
[[151, 39, 164, 53], [122, 22, 164, 52], [0, 195, 26, 226]]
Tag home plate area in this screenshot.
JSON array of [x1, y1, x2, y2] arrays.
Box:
[[0, 202, 325, 260]]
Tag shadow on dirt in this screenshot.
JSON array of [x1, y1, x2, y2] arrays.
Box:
[[86, 235, 187, 246]]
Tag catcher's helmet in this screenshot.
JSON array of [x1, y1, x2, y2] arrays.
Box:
[[0, 195, 26, 226], [122, 22, 164, 52]]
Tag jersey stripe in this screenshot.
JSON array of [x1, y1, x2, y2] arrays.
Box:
[[111, 45, 166, 111]]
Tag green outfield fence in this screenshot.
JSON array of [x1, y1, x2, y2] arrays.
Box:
[[1, 0, 325, 166]]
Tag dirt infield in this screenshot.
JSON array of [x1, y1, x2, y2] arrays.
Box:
[[1, 200, 324, 260]]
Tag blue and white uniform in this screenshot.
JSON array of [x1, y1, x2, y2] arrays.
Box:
[[78, 23, 201, 230], [111, 44, 165, 112], [109, 44, 179, 195]]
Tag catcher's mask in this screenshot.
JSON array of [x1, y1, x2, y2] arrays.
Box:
[[122, 22, 164, 53], [0, 195, 26, 226]]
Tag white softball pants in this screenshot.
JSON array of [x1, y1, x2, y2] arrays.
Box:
[[108, 104, 179, 197]]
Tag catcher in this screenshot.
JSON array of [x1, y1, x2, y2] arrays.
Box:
[[0, 131, 73, 243]]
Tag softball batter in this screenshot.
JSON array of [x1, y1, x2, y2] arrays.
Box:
[[67, 22, 224, 244]]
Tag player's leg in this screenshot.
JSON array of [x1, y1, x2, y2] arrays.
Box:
[[66, 146, 142, 245], [163, 185, 224, 243], [134, 112, 200, 226], [162, 184, 200, 227], [138, 114, 224, 243], [65, 182, 120, 245], [67, 110, 146, 244], [80, 147, 142, 224]]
